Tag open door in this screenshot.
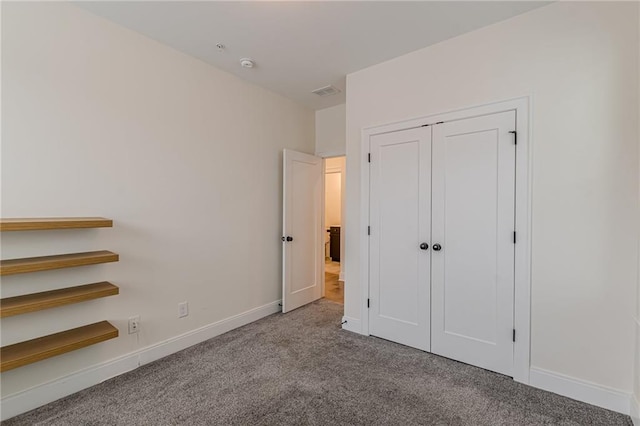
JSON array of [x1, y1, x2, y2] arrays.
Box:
[[282, 149, 323, 313]]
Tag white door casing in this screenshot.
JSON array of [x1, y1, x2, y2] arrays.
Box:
[[282, 149, 323, 313], [359, 98, 531, 384], [369, 127, 432, 351], [430, 111, 516, 376]]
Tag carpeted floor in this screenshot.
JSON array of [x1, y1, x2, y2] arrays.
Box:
[[5, 300, 632, 425]]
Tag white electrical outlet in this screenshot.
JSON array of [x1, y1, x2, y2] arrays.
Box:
[[178, 302, 189, 318], [128, 315, 140, 334]]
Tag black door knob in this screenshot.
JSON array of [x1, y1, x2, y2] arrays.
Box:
[[419, 243, 429, 250], [286, 236, 293, 242], [432, 243, 442, 251]]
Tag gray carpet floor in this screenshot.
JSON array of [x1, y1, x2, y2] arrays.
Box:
[[4, 300, 632, 425]]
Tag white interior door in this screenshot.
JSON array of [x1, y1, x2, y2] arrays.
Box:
[[369, 127, 431, 351], [431, 111, 516, 376], [282, 149, 323, 313]]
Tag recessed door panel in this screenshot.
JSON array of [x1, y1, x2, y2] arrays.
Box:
[[290, 161, 319, 293]]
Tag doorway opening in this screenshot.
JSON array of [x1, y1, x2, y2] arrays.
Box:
[[323, 156, 345, 305], [281, 149, 345, 314]]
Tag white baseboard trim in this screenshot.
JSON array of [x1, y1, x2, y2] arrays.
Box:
[[529, 367, 631, 415], [138, 300, 281, 365], [631, 395, 640, 426], [341, 316, 363, 334], [0, 300, 282, 421], [635, 318, 640, 425], [0, 352, 140, 422]]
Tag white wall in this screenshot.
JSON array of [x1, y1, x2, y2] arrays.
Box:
[[1, 1, 313, 402], [315, 103, 346, 156], [325, 158, 343, 228], [316, 105, 346, 277], [345, 0, 639, 400]]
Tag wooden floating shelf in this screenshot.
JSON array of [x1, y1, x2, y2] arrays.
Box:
[[0, 217, 113, 232], [1, 282, 119, 318], [0, 251, 119, 276], [0, 321, 118, 372]]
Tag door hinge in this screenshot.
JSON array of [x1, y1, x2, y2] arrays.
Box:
[[368, 153, 371, 163], [513, 231, 516, 244], [509, 130, 517, 145], [512, 329, 516, 342], [367, 226, 371, 235], [367, 298, 370, 308]]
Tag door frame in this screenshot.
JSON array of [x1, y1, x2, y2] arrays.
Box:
[[358, 97, 532, 384]]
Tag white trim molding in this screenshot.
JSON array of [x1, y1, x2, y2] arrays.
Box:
[[0, 300, 282, 421], [634, 316, 640, 424], [529, 367, 632, 415], [341, 316, 362, 334], [358, 96, 532, 384], [631, 395, 639, 426], [316, 150, 346, 159]]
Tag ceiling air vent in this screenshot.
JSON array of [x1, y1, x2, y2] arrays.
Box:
[[312, 85, 341, 97]]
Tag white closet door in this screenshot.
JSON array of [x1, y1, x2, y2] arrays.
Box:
[[431, 111, 516, 376], [369, 127, 431, 351]]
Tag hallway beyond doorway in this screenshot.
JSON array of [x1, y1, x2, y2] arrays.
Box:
[[324, 260, 343, 304]]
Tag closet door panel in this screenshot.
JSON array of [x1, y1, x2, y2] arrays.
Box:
[[369, 127, 431, 351], [431, 111, 516, 376]]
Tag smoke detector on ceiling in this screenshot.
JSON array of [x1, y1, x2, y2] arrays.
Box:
[[312, 85, 341, 97], [240, 58, 255, 68]]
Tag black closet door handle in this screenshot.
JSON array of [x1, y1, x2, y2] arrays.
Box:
[[286, 236, 293, 242], [432, 243, 442, 251], [419, 243, 429, 250]]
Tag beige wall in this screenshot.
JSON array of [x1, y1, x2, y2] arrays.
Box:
[[325, 158, 343, 228], [316, 104, 346, 156], [635, 2, 640, 420], [345, 1, 639, 395], [1, 1, 314, 400]]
